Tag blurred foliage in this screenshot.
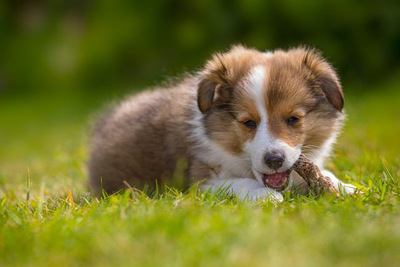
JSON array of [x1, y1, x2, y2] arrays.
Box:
[[1, 0, 400, 97]]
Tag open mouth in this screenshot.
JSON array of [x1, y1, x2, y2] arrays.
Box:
[[262, 171, 290, 192]]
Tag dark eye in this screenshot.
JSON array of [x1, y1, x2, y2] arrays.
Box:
[[286, 116, 300, 126], [243, 120, 257, 129]]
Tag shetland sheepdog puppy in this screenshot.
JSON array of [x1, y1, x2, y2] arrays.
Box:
[[88, 45, 355, 201]]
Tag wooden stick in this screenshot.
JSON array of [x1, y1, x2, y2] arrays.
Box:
[[291, 154, 338, 195]]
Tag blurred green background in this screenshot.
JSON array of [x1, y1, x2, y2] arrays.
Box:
[[2, 3, 400, 266], [1, 0, 400, 194], [2, 0, 400, 97]]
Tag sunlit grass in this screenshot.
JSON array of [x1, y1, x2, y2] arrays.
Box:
[[0, 81, 399, 266]]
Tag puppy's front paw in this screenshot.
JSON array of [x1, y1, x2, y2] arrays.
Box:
[[244, 188, 284, 202], [338, 182, 357, 195], [321, 170, 357, 195]]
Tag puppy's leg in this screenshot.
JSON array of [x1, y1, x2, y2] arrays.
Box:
[[322, 170, 357, 194], [201, 178, 283, 202]]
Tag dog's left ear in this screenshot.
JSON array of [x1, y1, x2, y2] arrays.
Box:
[[300, 48, 344, 111]]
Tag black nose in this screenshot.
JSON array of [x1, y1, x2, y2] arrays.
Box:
[[264, 151, 285, 170]]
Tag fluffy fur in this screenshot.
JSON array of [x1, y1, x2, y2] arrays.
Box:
[[88, 45, 355, 201]]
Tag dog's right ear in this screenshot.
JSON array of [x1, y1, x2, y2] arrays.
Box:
[[197, 53, 233, 113], [198, 45, 257, 113], [197, 78, 233, 113]]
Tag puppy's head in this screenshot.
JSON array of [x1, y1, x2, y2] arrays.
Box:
[[197, 45, 344, 191]]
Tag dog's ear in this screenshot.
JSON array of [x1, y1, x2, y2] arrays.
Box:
[[197, 53, 233, 113], [198, 45, 262, 113], [197, 80, 233, 113], [299, 48, 344, 111], [314, 74, 344, 111]]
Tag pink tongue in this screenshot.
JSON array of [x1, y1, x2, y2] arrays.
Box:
[[263, 172, 289, 190]]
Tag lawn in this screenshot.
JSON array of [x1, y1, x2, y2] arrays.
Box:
[[1, 81, 400, 267]]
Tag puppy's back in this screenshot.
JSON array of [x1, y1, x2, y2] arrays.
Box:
[[88, 78, 196, 195]]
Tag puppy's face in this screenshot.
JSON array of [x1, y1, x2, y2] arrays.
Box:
[[198, 46, 344, 190]]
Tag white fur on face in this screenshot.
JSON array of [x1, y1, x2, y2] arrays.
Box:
[[243, 65, 301, 183]]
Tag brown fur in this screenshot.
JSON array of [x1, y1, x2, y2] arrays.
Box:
[[88, 45, 344, 195], [88, 77, 196, 194], [264, 49, 343, 151]]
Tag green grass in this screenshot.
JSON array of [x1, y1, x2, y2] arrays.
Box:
[[1, 82, 400, 267]]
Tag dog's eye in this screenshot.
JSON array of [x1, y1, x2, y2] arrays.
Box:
[[243, 120, 257, 129], [286, 116, 300, 126]]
